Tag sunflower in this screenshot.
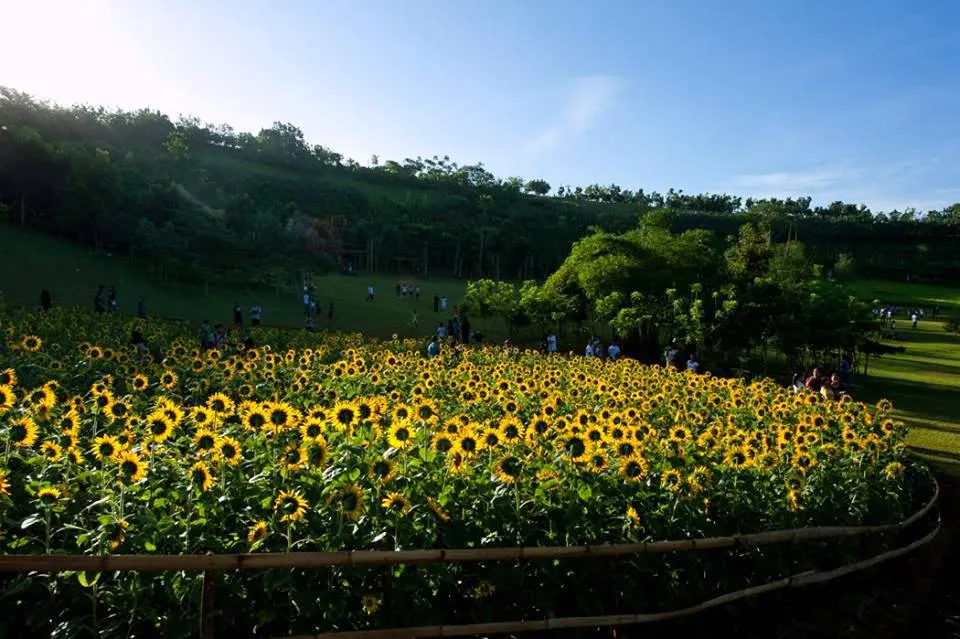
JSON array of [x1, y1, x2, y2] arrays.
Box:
[[493, 455, 522, 484], [425, 496, 451, 523], [282, 445, 308, 471], [191, 406, 216, 428], [117, 450, 148, 483], [300, 418, 326, 442], [386, 421, 415, 450], [618, 455, 649, 482], [432, 433, 454, 454], [660, 468, 684, 493], [108, 518, 130, 551], [361, 595, 382, 616], [381, 491, 411, 514], [370, 459, 396, 484], [248, 520, 269, 544], [10, 417, 39, 449], [160, 370, 178, 390], [244, 406, 269, 432], [189, 462, 215, 492], [20, 335, 43, 352], [146, 411, 174, 443], [218, 436, 242, 465], [332, 401, 358, 431], [723, 446, 751, 471], [0, 469, 9, 497], [206, 392, 235, 415], [306, 440, 329, 468], [40, 441, 63, 462], [274, 490, 309, 523], [266, 401, 297, 431], [0, 369, 16, 387], [0, 385, 14, 413], [587, 450, 608, 472], [37, 486, 61, 506], [335, 484, 365, 521], [883, 461, 906, 480], [626, 506, 642, 526], [791, 451, 816, 473], [480, 428, 501, 450], [92, 435, 122, 462], [131, 373, 149, 392], [107, 400, 130, 423], [561, 434, 589, 462], [455, 434, 479, 458], [193, 429, 220, 455]]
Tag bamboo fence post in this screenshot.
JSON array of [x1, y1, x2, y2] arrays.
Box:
[[201, 566, 215, 639]]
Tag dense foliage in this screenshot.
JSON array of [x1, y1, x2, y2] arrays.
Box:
[[463, 216, 887, 373], [0, 309, 928, 637], [2, 86, 959, 291]]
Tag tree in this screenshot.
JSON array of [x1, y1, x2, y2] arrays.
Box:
[[524, 179, 551, 196]]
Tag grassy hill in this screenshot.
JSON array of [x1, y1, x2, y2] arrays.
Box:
[[0, 224, 468, 339]]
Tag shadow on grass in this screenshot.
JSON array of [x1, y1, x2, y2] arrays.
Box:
[[853, 375, 960, 423]]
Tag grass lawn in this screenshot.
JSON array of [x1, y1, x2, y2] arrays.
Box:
[[847, 279, 960, 475], [0, 224, 468, 340]]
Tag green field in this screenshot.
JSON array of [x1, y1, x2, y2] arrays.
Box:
[[846, 279, 960, 474], [0, 225, 469, 339], [2, 225, 959, 471]]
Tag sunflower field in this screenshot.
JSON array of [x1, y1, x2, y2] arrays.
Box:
[[0, 308, 931, 637]]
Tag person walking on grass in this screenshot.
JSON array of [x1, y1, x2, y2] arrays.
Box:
[[366, 285, 375, 302]]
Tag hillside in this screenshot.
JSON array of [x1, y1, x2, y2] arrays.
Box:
[[2, 85, 959, 293]]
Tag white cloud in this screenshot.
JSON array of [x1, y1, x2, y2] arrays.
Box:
[[526, 75, 625, 154]]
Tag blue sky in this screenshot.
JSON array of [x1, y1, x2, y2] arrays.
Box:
[[4, 0, 960, 211]]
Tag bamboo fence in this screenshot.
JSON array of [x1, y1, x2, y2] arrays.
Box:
[[0, 480, 939, 574], [279, 519, 942, 639], [0, 481, 940, 639]]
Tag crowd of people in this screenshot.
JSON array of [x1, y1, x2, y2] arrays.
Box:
[[873, 303, 939, 338], [791, 355, 853, 401]]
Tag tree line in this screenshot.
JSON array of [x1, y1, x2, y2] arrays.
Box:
[[1, 86, 958, 291], [463, 214, 901, 377]]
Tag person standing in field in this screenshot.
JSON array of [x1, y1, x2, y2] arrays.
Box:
[[107, 286, 118, 312], [250, 302, 262, 326], [686, 354, 700, 373], [137, 297, 147, 318], [94, 285, 106, 314], [607, 341, 621, 361], [366, 285, 375, 302], [40, 289, 52, 311], [233, 302, 243, 327], [427, 336, 440, 359]]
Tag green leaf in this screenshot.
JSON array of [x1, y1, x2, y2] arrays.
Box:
[[144, 541, 157, 552], [77, 571, 101, 588], [348, 468, 361, 482], [577, 484, 593, 501]]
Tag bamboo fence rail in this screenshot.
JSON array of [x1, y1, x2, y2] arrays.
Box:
[[279, 518, 942, 639], [0, 481, 939, 574]]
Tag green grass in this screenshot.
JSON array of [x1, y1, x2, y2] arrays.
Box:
[[0, 225, 467, 340], [846, 279, 960, 474], [3, 227, 959, 471]]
